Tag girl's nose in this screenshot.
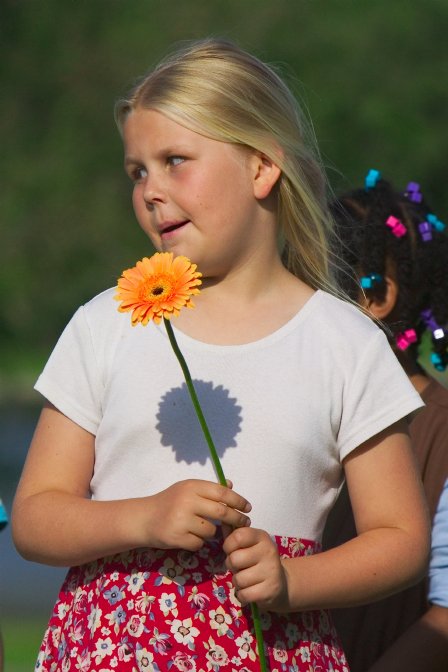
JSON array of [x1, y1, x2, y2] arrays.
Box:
[[143, 176, 166, 206]]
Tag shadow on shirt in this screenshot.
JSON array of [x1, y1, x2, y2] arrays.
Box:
[[156, 380, 243, 465]]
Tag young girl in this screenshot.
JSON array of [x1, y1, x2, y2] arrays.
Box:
[[324, 171, 448, 671], [12, 40, 429, 672]]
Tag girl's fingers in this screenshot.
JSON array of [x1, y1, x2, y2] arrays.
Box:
[[223, 526, 261, 555], [221, 522, 233, 540], [192, 481, 251, 527], [189, 516, 217, 540], [232, 565, 264, 590], [214, 502, 251, 528], [196, 480, 251, 514]]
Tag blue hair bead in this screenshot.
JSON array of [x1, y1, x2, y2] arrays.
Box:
[[360, 273, 382, 289], [365, 169, 381, 190], [431, 352, 446, 372], [427, 213, 446, 232], [0, 499, 8, 531]]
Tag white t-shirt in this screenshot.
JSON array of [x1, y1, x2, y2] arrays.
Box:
[[35, 289, 423, 542]]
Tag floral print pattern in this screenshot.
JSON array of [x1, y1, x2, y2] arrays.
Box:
[[35, 535, 349, 671]]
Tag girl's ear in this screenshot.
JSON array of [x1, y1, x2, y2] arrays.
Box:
[[364, 276, 398, 320], [250, 151, 282, 200]]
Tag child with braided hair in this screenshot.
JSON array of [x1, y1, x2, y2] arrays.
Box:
[[324, 169, 448, 671]]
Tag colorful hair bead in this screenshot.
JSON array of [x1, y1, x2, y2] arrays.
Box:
[[404, 181, 423, 203], [421, 308, 443, 336], [421, 308, 437, 331], [420, 308, 446, 346], [0, 498, 8, 531], [386, 215, 407, 238], [418, 221, 432, 242], [365, 169, 381, 190], [360, 273, 382, 289], [427, 213, 446, 232], [431, 352, 446, 372], [396, 329, 417, 351]]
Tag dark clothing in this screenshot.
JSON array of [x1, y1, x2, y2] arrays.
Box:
[[322, 379, 448, 672]]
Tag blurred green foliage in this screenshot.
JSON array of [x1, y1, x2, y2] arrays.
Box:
[[1, 0, 447, 383], [2, 617, 47, 672]]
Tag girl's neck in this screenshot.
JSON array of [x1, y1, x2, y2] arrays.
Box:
[[175, 260, 314, 345]]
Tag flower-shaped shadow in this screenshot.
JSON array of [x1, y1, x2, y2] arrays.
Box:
[[156, 380, 242, 465]]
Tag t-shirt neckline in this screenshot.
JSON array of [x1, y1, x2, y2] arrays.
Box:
[[158, 289, 324, 353]]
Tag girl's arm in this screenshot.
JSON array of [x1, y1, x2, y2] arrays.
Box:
[[12, 403, 251, 567], [224, 420, 430, 611]]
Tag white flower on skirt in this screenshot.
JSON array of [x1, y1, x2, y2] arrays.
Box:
[[235, 631, 256, 661], [125, 569, 149, 595], [92, 637, 115, 664], [209, 606, 232, 636], [205, 637, 229, 670], [272, 640, 288, 664], [87, 605, 103, 634], [136, 645, 156, 671], [170, 618, 200, 646], [159, 592, 179, 617], [126, 614, 147, 638]]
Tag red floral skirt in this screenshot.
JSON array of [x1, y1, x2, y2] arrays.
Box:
[[35, 535, 349, 672]]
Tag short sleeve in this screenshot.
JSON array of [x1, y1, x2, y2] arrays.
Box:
[[338, 330, 424, 461], [428, 479, 448, 608], [34, 306, 103, 434]]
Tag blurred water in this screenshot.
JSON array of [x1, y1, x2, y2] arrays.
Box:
[[0, 404, 66, 620]]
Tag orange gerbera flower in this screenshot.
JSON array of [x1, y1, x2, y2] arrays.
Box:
[[114, 252, 202, 326]]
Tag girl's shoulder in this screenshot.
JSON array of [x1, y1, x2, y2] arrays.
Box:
[[308, 290, 383, 341], [78, 287, 130, 332], [83, 286, 119, 315], [62, 287, 145, 354]]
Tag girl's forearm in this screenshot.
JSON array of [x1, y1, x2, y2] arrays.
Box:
[[12, 479, 251, 567], [280, 527, 429, 612], [12, 492, 145, 567]]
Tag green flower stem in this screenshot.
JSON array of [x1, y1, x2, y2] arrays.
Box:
[[164, 318, 269, 672], [164, 317, 226, 485]]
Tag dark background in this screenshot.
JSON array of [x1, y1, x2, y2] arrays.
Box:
[[1, 1, 447, 668], [1, 0, 447, 382]]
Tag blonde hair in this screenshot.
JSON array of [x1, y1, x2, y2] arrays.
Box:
[[115, 38, 340, 294]]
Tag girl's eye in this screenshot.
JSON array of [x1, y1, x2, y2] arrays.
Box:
[[167, 156, 185, 167], [131, 167, 148, 182]]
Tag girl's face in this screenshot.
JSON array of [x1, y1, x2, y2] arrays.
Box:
[[122, 108, 276, 279]]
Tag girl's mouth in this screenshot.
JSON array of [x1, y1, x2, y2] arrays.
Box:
[[161, 220, 190, 236]]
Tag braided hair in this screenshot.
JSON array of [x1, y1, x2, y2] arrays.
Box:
[[331, 170, 448, 372]]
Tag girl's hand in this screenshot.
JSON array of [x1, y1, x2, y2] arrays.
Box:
[[223, 527, 289, 611], [142, 479, 252, 552]]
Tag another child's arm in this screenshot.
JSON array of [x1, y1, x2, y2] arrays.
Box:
[[224, 420, 430, 612], [364, 605, 448, 672], [366, 479, 448, 672], [12, 403, 251, 567]]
